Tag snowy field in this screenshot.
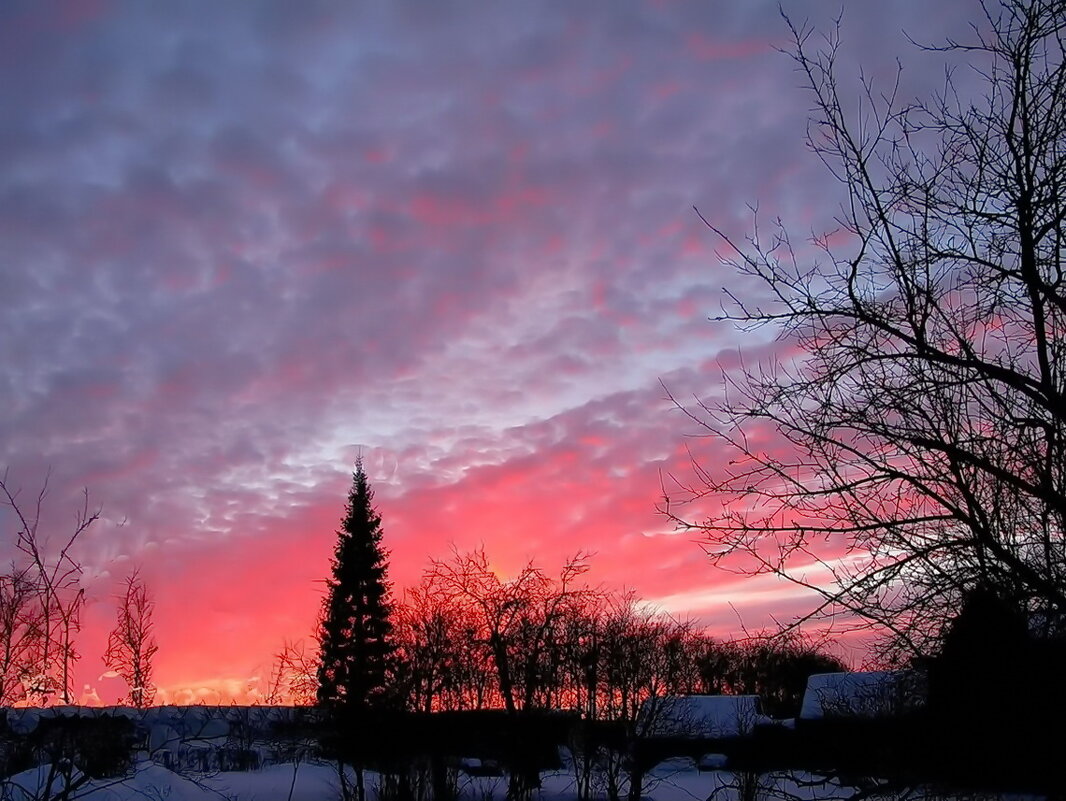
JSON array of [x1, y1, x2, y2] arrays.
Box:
[[0, 699, 1039, 800], [3, 758, 1038, 801]]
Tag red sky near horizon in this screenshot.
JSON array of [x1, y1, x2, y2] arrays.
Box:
[[0, 1, 975, 704]]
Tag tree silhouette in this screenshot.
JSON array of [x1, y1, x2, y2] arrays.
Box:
[[103, 569, 158, 708], [316, 459, 397, 801], [1, 470, 94, 704], [317, 458, 395, 714], [667, 0, 1066, 659]]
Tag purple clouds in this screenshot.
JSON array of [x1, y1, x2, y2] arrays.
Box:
[[0, 1, 974, 699]]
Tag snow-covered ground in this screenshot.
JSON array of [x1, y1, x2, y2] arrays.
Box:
[[0, 703, 1038, 800], [2, 757, 1035, 801]]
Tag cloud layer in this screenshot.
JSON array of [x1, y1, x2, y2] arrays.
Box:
[[0, 1, 973, 701]]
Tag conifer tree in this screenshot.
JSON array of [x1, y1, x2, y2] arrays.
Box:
[[317, 458, 395, 714]]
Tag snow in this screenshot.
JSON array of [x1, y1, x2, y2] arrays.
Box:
[[0, 702, 1035, 800], [799, 670, 926, 720], [5, 762, 212, 801], [0, 759, 1043, 800], [640, 694, 767, 738], [3, 761, 358, 801], [203, 763, 355, 801], [697, 752, 729, 770]]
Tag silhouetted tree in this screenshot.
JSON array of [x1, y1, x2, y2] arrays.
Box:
[[0, 566, 43, 706], [316, 459, 395, 801], [427, 548, 590, 800], [317, 459, 395, 712], [103, 569, 158, 708], [0, 470, 94, 703], [666, 0, 1066, 659], [589, 597, 700, 801], [265, 639, 319, 706], [695, 639, 742, 696], [394, 576, 483, 713], [695, 632, 847, 717], [922, 584, 1065, 785], [427, 548, 590, 718]]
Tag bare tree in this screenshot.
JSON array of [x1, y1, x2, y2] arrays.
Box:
[[0, 566, 44, 706], [265, 639, 319, 706], [666, 0, 1066, 659], [393, 577, 480, 713], [694, 631, 847, 717], [103, 569, 158, 708], [427, 547, 591, 716], [0, 470, 95, 702], [592, 596, 699, 801], [427, 548, 591, 800]]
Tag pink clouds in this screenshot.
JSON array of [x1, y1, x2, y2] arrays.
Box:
[[409, 183, 553, 229], [0, 2, 982, 701]]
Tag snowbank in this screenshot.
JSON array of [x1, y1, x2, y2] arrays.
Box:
[[799, 670, 926, 720]]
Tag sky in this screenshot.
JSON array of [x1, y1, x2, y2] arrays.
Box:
[[0, 1, 978, 704]]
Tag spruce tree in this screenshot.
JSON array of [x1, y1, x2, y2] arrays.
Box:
[[317, 458, 395, 715]]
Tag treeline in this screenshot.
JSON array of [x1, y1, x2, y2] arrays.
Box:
[[274, 547, 845, 720], [393, 550, 844, 721], [301, 460, 851, 801]]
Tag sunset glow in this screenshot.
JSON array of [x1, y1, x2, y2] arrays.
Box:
[[0, 1, 973, 704]]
